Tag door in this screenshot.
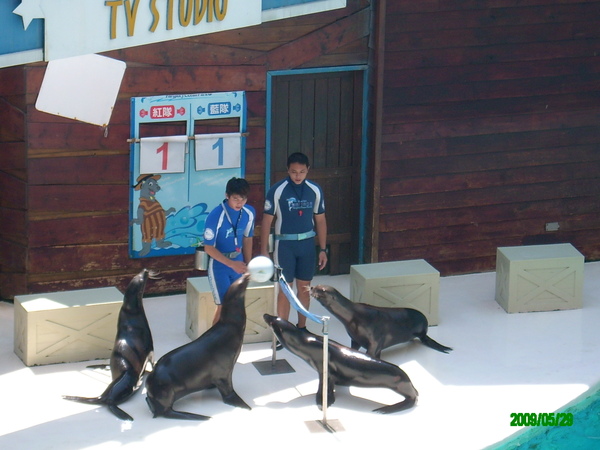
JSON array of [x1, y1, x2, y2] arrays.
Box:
[[269, 69, 364, 274]]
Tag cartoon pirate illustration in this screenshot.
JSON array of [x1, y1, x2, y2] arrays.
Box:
[[131, 174, 176, 257]]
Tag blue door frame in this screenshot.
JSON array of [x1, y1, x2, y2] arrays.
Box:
[[266, 65, 369, 263]]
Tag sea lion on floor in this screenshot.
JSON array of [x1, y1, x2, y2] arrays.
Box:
[[263, 314, 418, 414], [63, 269, 156, 421], [145, 273, 252, 420], [310, 285, 452, 359]]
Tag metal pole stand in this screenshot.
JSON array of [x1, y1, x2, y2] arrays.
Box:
[[306, 317, 344, 433], [253, 265, 344, 432], [252, 266, 295, 375]]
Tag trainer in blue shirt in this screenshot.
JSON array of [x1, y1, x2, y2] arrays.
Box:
[[261, 152, 328, 332]]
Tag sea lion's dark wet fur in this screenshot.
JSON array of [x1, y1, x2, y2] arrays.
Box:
[[145, 274, 251, 420], [264, 314, 418, 414], [63, 269, 156, 421], [310, 285, 452, 359]]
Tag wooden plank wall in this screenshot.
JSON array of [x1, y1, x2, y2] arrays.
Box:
[[0, 1, 371, 299], [0, 66, 28, 298], [379, 0, 600, 275]]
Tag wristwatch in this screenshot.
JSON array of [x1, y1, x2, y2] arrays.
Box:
[[319, 248, 328, 254]]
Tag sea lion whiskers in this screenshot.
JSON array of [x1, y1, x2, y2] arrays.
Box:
[[148, 270, 162, 280]]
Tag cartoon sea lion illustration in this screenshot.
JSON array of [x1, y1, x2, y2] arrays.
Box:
[[131, 174, 176, 257]]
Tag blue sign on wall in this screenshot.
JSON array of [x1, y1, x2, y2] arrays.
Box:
[[0, 0, 43, 68], [129, 91, 247, 259]]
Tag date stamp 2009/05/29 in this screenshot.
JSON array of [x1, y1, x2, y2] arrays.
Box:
[[510, 412, 573, 427]]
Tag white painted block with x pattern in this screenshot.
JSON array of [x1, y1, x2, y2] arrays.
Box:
[[495, 243, 584, 313], [350, 259, 440, 325], [13, 287, 122, 366], [186, 277, 274, 343]]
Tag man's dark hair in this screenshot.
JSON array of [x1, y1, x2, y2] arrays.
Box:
[[226, 177, 250, 197], [287, 152, 310, 168]]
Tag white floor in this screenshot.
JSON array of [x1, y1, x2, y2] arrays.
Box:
[[1, 263, 599, 450]]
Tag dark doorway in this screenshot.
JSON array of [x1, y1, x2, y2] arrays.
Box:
[[269, 69, 364, 274]]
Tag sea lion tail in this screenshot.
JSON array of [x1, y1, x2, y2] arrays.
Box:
[[108, 404, 134, 421], [420, 335, 453, 353], [373, 396, 417, 414], [373, 380, 418, 414], [163, 410, 212, 421], [85, 363, 110, 370], [63, 395, 135, 421], [62, 395, 103, 405]]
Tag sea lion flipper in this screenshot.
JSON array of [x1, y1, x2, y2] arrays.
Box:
[[102, 372, 141, 405], [374, 379, 418, 414], [419, 335, 453, 353], [373, 397, 417, 414], [108, 404, 134, 421], [162, 409, 212, 421], [221, 390, 252, 410], [62, 395, 102, 405], [146, 395, 211, 420], [315, 376, 335, 409], [63, 394, 134, 421], [86, 363, 110, 370]]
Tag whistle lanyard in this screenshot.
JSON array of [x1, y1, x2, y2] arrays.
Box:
[[290, 180, 305, 216], [222, 203, 243, 252]]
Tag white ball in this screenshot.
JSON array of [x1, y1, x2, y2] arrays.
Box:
[[247, 256, 274, 283]]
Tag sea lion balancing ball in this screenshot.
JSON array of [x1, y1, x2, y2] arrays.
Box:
[[248, 256, 274, 283]]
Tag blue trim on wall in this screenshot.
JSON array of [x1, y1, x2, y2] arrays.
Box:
[[266, 65, 369, 263], [359, 69, 369, 264], [262, 0, 321, 11], [129, 97, 137, 255], [240, 92, 248, 176], [266, 73, 274, 189]]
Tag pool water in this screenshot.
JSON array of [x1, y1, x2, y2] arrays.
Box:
[[491, 385, 600, 449]]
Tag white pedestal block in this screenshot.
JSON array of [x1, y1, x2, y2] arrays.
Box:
[[495, 243, 584, 313], [186, 277, 274, 343], [350, 259, 440, 325], [14, 287, 122, 366]]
